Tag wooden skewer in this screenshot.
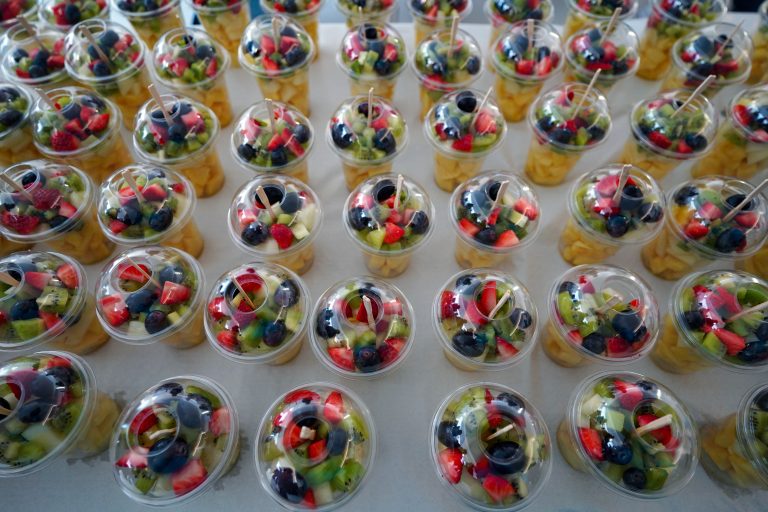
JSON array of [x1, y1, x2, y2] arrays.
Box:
[[571, 69, 601, 119], [231, 274, 257, 310], [486, 422, 515, 441], [671, 75, 715, 118], [635, 414, 673, 437], [722, 178, 768, 223], [264, 98, 277, 134], [18, 18, 45, 51], [729, 301, 768, 321], [126, 256, 160, 288], [80, 25, 113, 71], [362, 295, 379, 347], [488, 180, 509, 222], [0, 174, 33, 202], [147, 428, 178, 441], [488, 290, 512, 320], [473, 86, 494, 135], [600, 8, 622, 45], [393, 174, 404, 210], [255, 185, 277, 222], [0, 272, 20, 287], [526, 19, 534, 52], [448, 13, 459, 58], [122, 172, 145, 203], [367, 87, 374, 128], [35, 89, 65, 120], [148, 84, 174, 126], [712, 21, 743, 63], [612, 164, 632, 205]]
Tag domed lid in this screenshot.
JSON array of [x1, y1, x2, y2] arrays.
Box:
[[737, 383, 768, 485], [0, 82, 33, 141], [239, 14, 313, 76], [64, 19, 145, 84], [728, 84, 768, 144], [260, 0, 324, 17], [337, 23, 407, 81], [335, 0, 396, 18], [1, 24, 67, 87], [565, 21, 639, 81], [256, 383, 375, 511], [0, 0, 37, 29], [486, 0, 552, 23], [39, 0, 108, 29], [0, 351, 96, 477], [186, 0, 246, 10], [568, 0, 636, 18], [491, 20, 563, 82], [671, 22, 751, 86], [205, 262, 309, 363], [650, 0, 725, 25], [95, 246, 204, 344], [310, 277, 414, 377], [113, 0, 179, 16], [435, 270, 539, 369], [412, 28, 482, 90], [97, 164, 195, 245], [567, 371, 698, 498], [111, 376, 238, 505], [549, 264, 660, 362], [431, 383, 551, 510], [409, 0, 472, 21], [152, 27, 228, 89]]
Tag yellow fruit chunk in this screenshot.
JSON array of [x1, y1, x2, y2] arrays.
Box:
[[559, 217, 619, 265], [524, 137, 581, 186]]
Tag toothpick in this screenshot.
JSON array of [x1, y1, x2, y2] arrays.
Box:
[[571, 69, 601, 119], [126, 256, 160, 288], [713, 21, 743, 63], [448, 13, 459, 58], [488, 290, 512, 320], [35, 89, 65, 120], [148, 428, 178, 441], [231, 274, 257, 310], [18, 18, 45, 51], [272, 16, 281, 53], [393, 174, 404, 210], [80, 26, 113, 71], [671, 75, 715, 118], [148, 84, 173, 126], [362, 295, 379, 346], [122, 172, 144, 203], [596, 295, 621, 314], [485, 423, 515, 441], [526, 19, 534, 52], [488, 180, 509, 223], [612, 164, 632, 205], [722, 178, 768, 222], [635, 414, 673, 437], [0, 272, 20, 287], [255, 185, 277, 222], [600, 8, 622, 45], [264, 98, 277, 134], [729, 301, 768, 321], [0, 174, 33, 202], [367, 87, 374, 128], [473, 86, 494, 135]]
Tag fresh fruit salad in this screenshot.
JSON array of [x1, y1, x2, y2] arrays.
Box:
[[337, 23, 406, 98], [1, 24, 68, 88], [409, 0, 472, 43], [565, 22, 639, 88], [336, 0, 395, 22], [185, 0, 250, 59], [261, 0, 321, 16], [486, 0, 553, 44], [0, 82, 39, 166], [563, 0, 636, 38], [426, 89, 506, 156], [0, 0, 37, 30], [40, 0, 108, 29], [65, 21, 144, 85], [113, 0, 181, 49]]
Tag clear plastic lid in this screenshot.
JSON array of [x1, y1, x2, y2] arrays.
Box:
[[667, 177, 768, 259], [412, 28, 482, 90], [569, 164, 665, 245], [491, 20, 563, 82], [261, 0, 324, 17], [566, 371, 698, 499], [133, 93, 218, 164], [95, 246, 204, 344], [0, 0, 37, 29], [31, 86, 120, 157], [671, 22, 751, 86], [486, 0, 552, 24], [97, 164, 195, 245], [649, 0, 725, 26], [409, 0, 471, 22], [232, 100, 313, 172], [529, 82, 611, 151], [343, 173, 434, 255], [113, 0, 178, 16], [431, 383, 551, 511], [337, 23, 407, 81], [186, 0, 247, 12], [328, 96, 407, 165], [670, 270, 768, 371], [566, 21, 639, 81], [255, 383, 375, 510], [205, 262, 309, 363], [569, 0, 635, 18], [110, 375, 239, 505], [310, 277, 414, 378], [64, 19, 145, 85], [761, 0, 768, 27], [335, 0, 395, 18], [0, 83, 33, 142], [0, 251, 87, 350], [228, 174, 322, 256], [0, 160, 92, 243], [0, 351, 96, 477], [549, 264, 660, 362], [240, 14, 313, 76], [737, 383, 768, 486], [435, 270, 539, 369], [39, 0, 108, 29], [1, 24, 67, 87], [729, 85, 768, 144], [450, 172, 540, 254], [152, 27, 228, 90]]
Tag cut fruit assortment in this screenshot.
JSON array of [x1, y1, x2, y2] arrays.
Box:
[[1, 23, 69, 89], [0, 82, 41, 166], [408, 0, 472, 44], [563, 22, 639, 92], [0, 0, 37, 31], [259, 0, 322, 59], [113, 0, 182, 49], [336, 0, 396, 27], [39, 0, 108, 30], [110, 376, 239, 505], [484, 0, 553, 48], [750, 0, 768, 85], [184, 0, 250, 60], [562, 0, 637, 39]]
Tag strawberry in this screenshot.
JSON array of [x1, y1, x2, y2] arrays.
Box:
[[513, 198, 538, 220], [486, 208, 500, 226], [483, 474, 515, 503], [328, 347, 355, 371], [352, 192, 374, 209], [715, 286, 741, 314], [301, 489, 316, 509], [79, 106, 95, 122], [129, 408, 157, 434], [308, 439, 326, 460], [494, 230, 519, 248], [637, 414, 672, 444], [141, 184, 167, 201], [676, 139, 693, 154], [383, 43, 398, 61], [648, 131, 672, 149], [56, 263, 78, 288], [172, 459, 207, 496], [714, 59, 739, 75], [210, 407, 231, 436], [171, 183, 185, 193], [24, 271, 51, 290], [595, 174, 619, 197], [100, 295, 129, 327], [684, 221, 709, 239], [592, 197, 618, 216], [45, 355, 71, 368], [207, 297, 227, 322], [1, 212, 39, 234], [235, 273, 262, 293], [160, 281, 191, 305], [478, 281, 497, 317], [285, 136, 304, 157], [270, 223, 294, 249], [279, 36, 299, 54], [681, 49, 697, 63], [606, 336, 630, 356], [515, 59, 535, 75], [451, 134, 473, 152], [464, 300, 488, 326], [384, 337, 406, 353], [263, 56, 279, 71], [458, 218, 480, 237], [169, 58, 189, 77], [578, 427, 604, 461], [383, 299, 402, 316], [736, 212, 759, 228], [260, 35, 276, 55], [377, 343, 399, 365], [614, 379, 644, 410], [58, 200, 78, 218], [496, 338, 519, 360], [51, 130, 79, 151], [578, 275, 595, 294], [733, 104, 751, 127], [536, 56, 552, 76], [469, 456, 489, 479], [64, 119, 86, 139], [698, 202, 722, 220], [85, 113, 109, 133], [355, 298, 379, 323], [440, 291, 458, 319], [474, 111, 497, 134], [323, 391, 345, 423], [39, 311, 61, 330], [216, 330, 237, 350], [116, 448, 148, 469], [109, 219, 128, 234], [205, 57, 218, 78], [437, 448, 463, 484], [284, 389, 321, 404], [383, 222, 404, 244], [713, 329, 746, 356]]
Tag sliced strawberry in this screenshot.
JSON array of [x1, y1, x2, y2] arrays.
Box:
[[64, 119, 86, 140], [606, 336, 630, 356], [171, 459, 207, 496], [323, 390, 345, 423], [1, 212, 39, 234], [637, 414, 672, 444], [483, 474, 515, 503], [464, 300, 488, 326], [578, 427, 604, 461], [440, 291, 459, 319], [352, 192, 374, 209], [676, 139, 693, 154], [45, 355, 71, 368], [216, 330, 238, 350], [116, 448, 148, 469], [270, 223, 294, 249], [383, 299, 402, 316], [715, 286, 741, 314], [307, 439, 326, 461], [383, 222, 404, 244], [284, 389, 321, 404], [31, 188, 61, 210], [478, 281, 497, 317], [141, 184, 167, 201], [328, 347, 355, 371], [205, 58, 218, 78], [260, 35, 276, 55], [475, 111, 497, 134], [733, 104, 751, 127], [85, 113, 109, 133], [160, 281, 190, 305], [24, 271, 51, 290], [458, 218, 480, 237], [169, 58, 189, 77], [536, 56, 552, 76], [486, 208, 500, 226], [55, 263, 78, 289], [58, 200, 78, 218], [210, 407, 230, 436], [496, 338, 519, 360], [684, 221, 709, 239], [451, 134, 473, 152], [285, 136, 304, 157], [713, 329, 746, 356], [736, 212, 759, 228], [207, 296, 227, 321], [39, 311, 61, 330], [514, 198, 538, 220], [100, 295, 129, 327], [109, 219, 128, 234], [355, 298, 379, 323], [648, 131, 672, 149], [129, 408, 157, 435], [698, 202, 722, 220], [578, 275, 595, 294], [438, 448, 463, 484], [515, 59, 535, 75], [494, 230, 519, 248], [383, 43, 398, 61], [614, 379, 644, 410], [595, 174, 619, 197]]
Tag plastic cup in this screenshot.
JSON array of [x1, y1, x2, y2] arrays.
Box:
[[97, 164, 203, 258], [113, 0, 182, 49], [435, 269, 539, 371], [232, 100, 313, 183], [491, 20, 563, 123], [343, 174, 434, 277], [636, 0, 726, 81], [484, 0, 553, 48], [0, 160, 115, 264], [336, 0, 396, 28], [184, 0, 249, 64], [619, 89, 717, 181], [562, 0, 637, 40], [0, 24, 70, 90], [328, 95, 407, 191], [560, 164, 665, 265], [0, 351, 119, 476], [749, 1, 768, 84], [651, 269, 768, 374], [431, 383, 551, 510], [641, 177, 768, 281], [450, 172, 540, 268], [95, 246, 206, 349], [0, 251, 108, 354], [0, 235, 31, 256], [543, 264, 660, 368], [39, 0, 108, 31], [110, 376, 239, 505], [260, 0, 322, 61], [0, 0, 37, 33], [0, 82, 41, 166], [30, 87, 131, 185], [239, 14, 314, 116], [133, 93, 224, 198], [409, 0, 472, 44], [228, 175, 322, 275], [524, 82, 611, 186], [557, 371, 698, 498], [737, 244, 768, 280], [700, 383, 768, 490]]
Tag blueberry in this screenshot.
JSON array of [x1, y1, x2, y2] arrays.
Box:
[[495, 393, 525, 417], [486, 441, 525, 474], [12, 48, 28, 62], [442, 116, 462, 139], [552, 128, 572, 144], [588, 28, 602, 42], [29, 373, 61, 403], [280, 26, 297, 38], [606, 215, 630, 238], [159, 264, 184, 284], [737, 341, 768, 362], [693, 35, 715, 57], [582, 332, 606, 354], [331, 122, 354, 149], [537, 46, 551, 59], [348, 206, 371, 231], [28, 65, 46, 79], [283, 0, 298, 12], [144, 310, 169, 334], [583, 47, 601, 63], [293, 124, 310, 144], [61, 102, 81, 121], [279, 192, 300, 215], [612, 60, 629, 74], [373, 178, 396, 202], [144, 0, 158, 9], [147, 168, 165, 180], [619, 185, 644, 211], [156, 382, 183, 396], [725, 194, 753, 211], [623, 467, 647, 490], [87, 44, 105, 61], [188, 393, 213, 415], [327, 428, 348, 455], [537, 116, 555, 132], [81, 94, 105, 110], [284, 46, 307, 66], [465, 56, 480, 74], [315, 308, 339, 338], [264, 320, 287, 347], [374, 59, 391, 75], [529, 7, 543, 19], [126, 289, 157, 314], [674, 185, 699, 205], [10, 299, 38, 321], [455, 274, 480, 291], [715, 228, 746, 253], [169, 102, 192, 116], [409, 211, 429, 234], [494, 0, 511, 14], [756, 321, 768, 342], [509, 308, 532, 329], [271, 468, 307, 504], [612, 311, 645, 342], [175, 399, 203, 429], [682, 310, 705, 330], [168, 123, 187, 143], [485, 181, 501, 201], [354, 345, 382, 372], [149, 206, 173, 231], [0, 109, 22, 128], [456, 91, 477, 113], [587, 125, 606, 141], [270, 147, 288, 166], [690, 61, 714, 78], [148, 438, 189, 474], [99, 30, 120, 48], [452, 331, 485, 357], [260, 184, 284, 206], [31, 50, 49, 67], [475, 226, 497, 245], [150, 108, 169, 128], [373, 129, 396, 154], [196, 45, 215, 60], [558, 281, 579, 297], [638, 203, 663, 223], [635, 379, 658, 398], [0, 87, 20, 102], [116, 205, 142, 225], [604, 434, 632, 464], [17, 399, 52, 423], [274, 280, 299, 307], [684, 133, 707, 151], [437, 420, 462, 448], [241, 221, 269, 246]]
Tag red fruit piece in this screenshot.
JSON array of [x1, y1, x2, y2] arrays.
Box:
[[383, 299, 402, 316], [515, 59, 535, 75], [1, 212, 39, 234], [172, 459, 207, 496], [31, 188, 61, 210], [260, 35, 276, 55], [284, 389, 321, 404], [116, 448, 148, 469], [160, 281, 190, 305], [494, 230, 519, 248], [328, 347, 355, 371], [56, 263, 78, 288], [308, 439, 326, 460], [483, 474, 515, 503], [614, 379, 644, 410], [736, 212, 759, 228], [302, 489, 316, 509], [355, 298, 379, 323], [514, 198, 538, 220], [496, 338, 519, 360], [270, 224, 294, 249], [478, 281, 497, 317], [733, 104, 751, 127], [714, 286, 741, 314], [216, 330, 237, 350], [383, 43, 398, 61], [469, 456, 489, 479], [207, 296, 227, 321], [451, 134, 473, 152], [85, 113, 110, 133], [595, 174, 618, 197], [440, 291, 459, 319], [637, 414, 672, 444], [648, 131, 672, 149], [713, 329, 746, 356], [383, 222, 404, 244], [210, 407, 230, 436], [58, 201, 77, 218], [464, 300, 488, 326], [24, 271, 51, 290], [606, 336, 630, 356], [684, 221, 709, 239], [536, 56, 552, 76], [169, 58, 189, 77], [438, 448, 463, 484], [108, 218, 127, 233], [129, 408, 157, 434], [578, 427, 604, 461], [323, 390, 345, 423], [141, 184, 167, 201], [698, 202, 721, 220], [100, 295, 129, 327], [50, 130, 79, 151], [39, 311, 61, 330], [458, 218, 480, 237]]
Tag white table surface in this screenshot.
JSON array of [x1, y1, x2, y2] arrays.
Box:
[[3, 14, 768, 512]]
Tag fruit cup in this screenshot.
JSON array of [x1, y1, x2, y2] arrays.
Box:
[[328, 95, 407, 191], [651, 269, 768, 374], [30, 87, 131, 185], [0, 82, 41, 166], [560, 164, 666, 265], [205, 262, 309, 365], [0, 251, 108, 354], [557, 371, 698, 498], [700, 383, 768, 490], [97, 164, 204, 258], [337, 22, 407, 100], [431, 384, 551, 510], [110, 376, 240, 505], [641, 177, 768, 281], [112, 0, 182, 49], [435, 269, 539, 371], [336, 0, 395, 28], [239, 14, 314, 116], [260, 0, 322, 59], [484, 0, 553, 48], [0, 24, 69, 90], [636, 0, 725, 81], [184, 0, 249, 64], [562, 0, 637, 40], [749, 0, 768, 84], [232, 100, 313, 184], [64, 19, 151, 129], [0, 160, 115, 264], [490, 20, 563, 123], [0, 351, 119, 476], [0, 0, 37, 33], [412, 28, 482, 121], [543, 264, 660, 368], [619, 89, 717, 181], [95, 245, 205, 349], [451, 172, 540, 268], [524, 82, 611, 186], [409, 0, 472, 44], [310, 277, 414, 377], [133, 93, 224, 198], [153, 27, 233, 127], [228, 175, 322, 276], [343, 174, 434, 277], [39, 0, 108, 31]]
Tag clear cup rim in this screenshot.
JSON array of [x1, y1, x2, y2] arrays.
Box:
[[727, 85, 768, 142], [115, 0, 180, 18], [0, 81, 34, 142], [0, 0, 37, 29], [184, 0, 249, 13], [563, 21, 640, 82], [490, 19, 564, 83], [567, 0, 638, 20], [2, 24, 70, 87], [151, 27, 230, 90], [335, 22, 408, 81], [410, 27, 483, 88], [38, 0, 110, 30], [736, 382, 768, 484], [409, 0, 473, 22]]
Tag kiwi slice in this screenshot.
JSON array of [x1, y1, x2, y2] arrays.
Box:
[[133, 468, 157, 494], [50, 401, 83, 434], [10, 442, 46, 467], [304, 456, 342, 486], [330, 459, 364, 492], [340, 413, 368, 444], [185, 385, 221, 409]]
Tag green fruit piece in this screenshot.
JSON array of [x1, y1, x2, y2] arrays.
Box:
[[13, 441, 46, 466], [644, 467, 669, 491], [356, 330, 376, 347], [603, 462, 626, 483], [285, 308, 302, 332], [557, 292, 578, 326], [460, 472, 491, 503], [304, 456, 342, 486], [155, 409, 175, 430], [366, 229, 385, 250], [167, 311, 182, 324], [277, 213, 292, 225], [654, 451, 675, 468], [700, 331, 725, 357], [605, 409, 625, 432], [37, 286, 70, 314], [330, 459, 365, 492], [340, 413, 369, 444], [184, 385, 221, 408], [50, 401, 83, 434], [386, 316, 409, 338], [262, 438, 282, 461], [739, 284, 768, 306], [594, 379, 614, 398], [578, 315, 599, 337], [11, 318, 46, 340], [133, 468, 157, 494], [21, 423, 62, 451]]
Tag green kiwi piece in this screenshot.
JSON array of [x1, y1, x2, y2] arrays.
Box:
[[184, 385, 221, 408], [304, 456, 342, 486], [50, 401, 83, 434], [330, 459, 365, 492]]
